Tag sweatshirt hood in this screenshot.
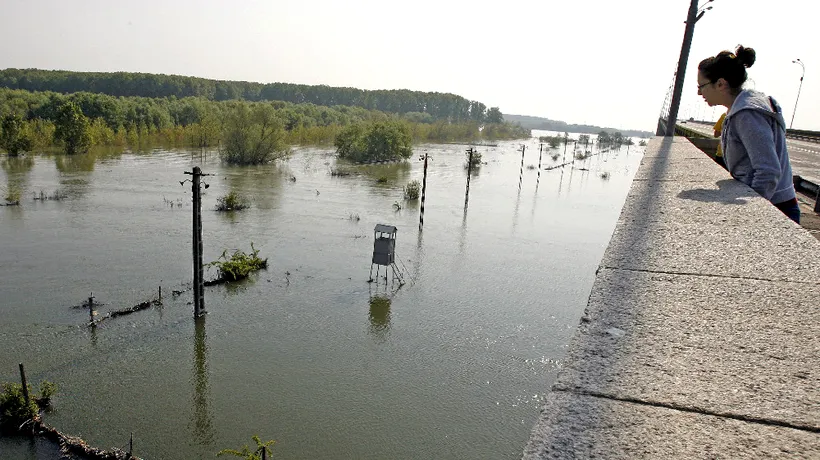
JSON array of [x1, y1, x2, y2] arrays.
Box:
[[727, 89, 786, 130]]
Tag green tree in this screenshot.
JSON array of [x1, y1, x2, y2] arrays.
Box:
[[335, 120, 412, 163], [0, 114, 32, 155], [486, 107, 503, 124], [54, 101, 91, 154], [221, 104, 287, 165]]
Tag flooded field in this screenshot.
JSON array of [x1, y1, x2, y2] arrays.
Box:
[[0, 132, 643, 459]]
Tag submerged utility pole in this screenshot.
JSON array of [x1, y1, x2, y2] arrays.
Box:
[[419, 153, 429, 231], [465, 147, 474, 207], [665, 0, 710, 136], [184, 167, 209, 317]]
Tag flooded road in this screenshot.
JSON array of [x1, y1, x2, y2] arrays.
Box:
[[0, 132, 642, 459]]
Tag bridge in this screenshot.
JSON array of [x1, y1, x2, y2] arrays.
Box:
[[524, 136, 820, 458]]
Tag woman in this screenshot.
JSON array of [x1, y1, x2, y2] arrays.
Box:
[[697, 45, 800, 223]]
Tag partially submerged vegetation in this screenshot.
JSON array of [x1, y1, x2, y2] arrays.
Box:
[[465, 150, 482, 169], [0, 380, 56, 432], [207, 243, 268, 283], [403, 180, 421, 200], [216, 191, 250, 211], [218, 435, 276, 460], [220, 104, 289, 165], [335, 120, 413, 163]]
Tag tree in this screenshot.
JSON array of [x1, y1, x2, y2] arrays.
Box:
[[221, 104, 287, 165], [335, 120, 412, 163], [486, 107, 503, 124], [0, 114, 32, 155], [54, 101, 91, 154]]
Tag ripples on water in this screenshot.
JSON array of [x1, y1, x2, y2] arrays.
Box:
[[0, 134, 642, 459]]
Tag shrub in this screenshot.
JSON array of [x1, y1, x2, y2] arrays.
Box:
[[403, 180, 421, 200], [465, 150, 482, 169], [207, 243, 268, 282], [335, 120, 413, 163], [216, 191, 249, 211], [0, 380, 57, 432]]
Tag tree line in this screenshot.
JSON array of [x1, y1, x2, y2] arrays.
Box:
[[0, 68, 503, 123], [0, 88, 529, 163]]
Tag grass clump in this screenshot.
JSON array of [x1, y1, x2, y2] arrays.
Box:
[[600, 172, 610, 180], [216, 191, 249, 211], [575, 151, 592, 161], [403, 180, 421, 200], [330, 166, 353, 177], [0, 380, 57, 432], [207, 243, 268, 282], [218, 435, 276, 460]]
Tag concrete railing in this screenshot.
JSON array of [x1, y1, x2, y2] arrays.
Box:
[[523, 136, 820, 459]]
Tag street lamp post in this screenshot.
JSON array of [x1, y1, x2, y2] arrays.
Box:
[[790, 59, 805, 129]]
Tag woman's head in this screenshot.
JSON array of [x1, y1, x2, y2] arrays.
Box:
[[697, 45, 755, 106]]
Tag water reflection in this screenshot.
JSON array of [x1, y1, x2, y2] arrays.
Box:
[[222, 163, 285, 211], [368, 294, 391, 341], [358, 162, 411, 186], [2, 155, 35, 175], [190, 317, 214, 447]]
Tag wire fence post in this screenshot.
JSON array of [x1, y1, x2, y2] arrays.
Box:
[[518, 144, 526, 190]]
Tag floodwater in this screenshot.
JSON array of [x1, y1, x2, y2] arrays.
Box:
[[0, 131, 643, 460]]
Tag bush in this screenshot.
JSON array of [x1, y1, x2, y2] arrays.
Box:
[[0, 380, 57, 432], [207, 243, 268, 282], [465, 150, 482, 169], [335, 120, 413, 163], [216, 191, 249, 211], [404, 180, 421, 200]]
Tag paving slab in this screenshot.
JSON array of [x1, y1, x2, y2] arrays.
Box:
[[554, 268, 820, 430], [600, 211, 820, 282], [523, 392, 820, 460], [641, 137, 709, 159], [619, 179, 788, 224]]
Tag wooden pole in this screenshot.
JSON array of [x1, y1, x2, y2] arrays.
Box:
[[19, 363, 30, 406], [419, 153, 428, 231], [88, 293, 94, 325], [518, 145, 525, 190], [190, 167, 205, 317], [129, 432, 133, 458], [465, 148, 473, 207], [537, 143, 543, 184]]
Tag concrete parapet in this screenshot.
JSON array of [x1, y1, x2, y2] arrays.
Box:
[[523, 137, 820, 459]]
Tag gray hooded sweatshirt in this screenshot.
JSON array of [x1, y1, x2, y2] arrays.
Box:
[[721, 89, 795, 204]]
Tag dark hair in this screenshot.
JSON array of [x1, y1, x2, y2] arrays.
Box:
[[698, 45, 756, 92]]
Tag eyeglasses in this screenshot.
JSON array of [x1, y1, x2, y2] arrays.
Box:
[[697, 81, 713, 90]]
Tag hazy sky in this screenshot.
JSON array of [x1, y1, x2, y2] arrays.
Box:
[[1, 0, 817, 131]]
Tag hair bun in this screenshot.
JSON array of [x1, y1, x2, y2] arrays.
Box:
[[735, 45, 756, 68]]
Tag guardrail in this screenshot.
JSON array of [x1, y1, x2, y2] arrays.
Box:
[[786, 129, 820, 143]]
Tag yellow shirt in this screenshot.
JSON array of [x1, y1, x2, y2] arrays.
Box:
[[714, 113, 727, 157]]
